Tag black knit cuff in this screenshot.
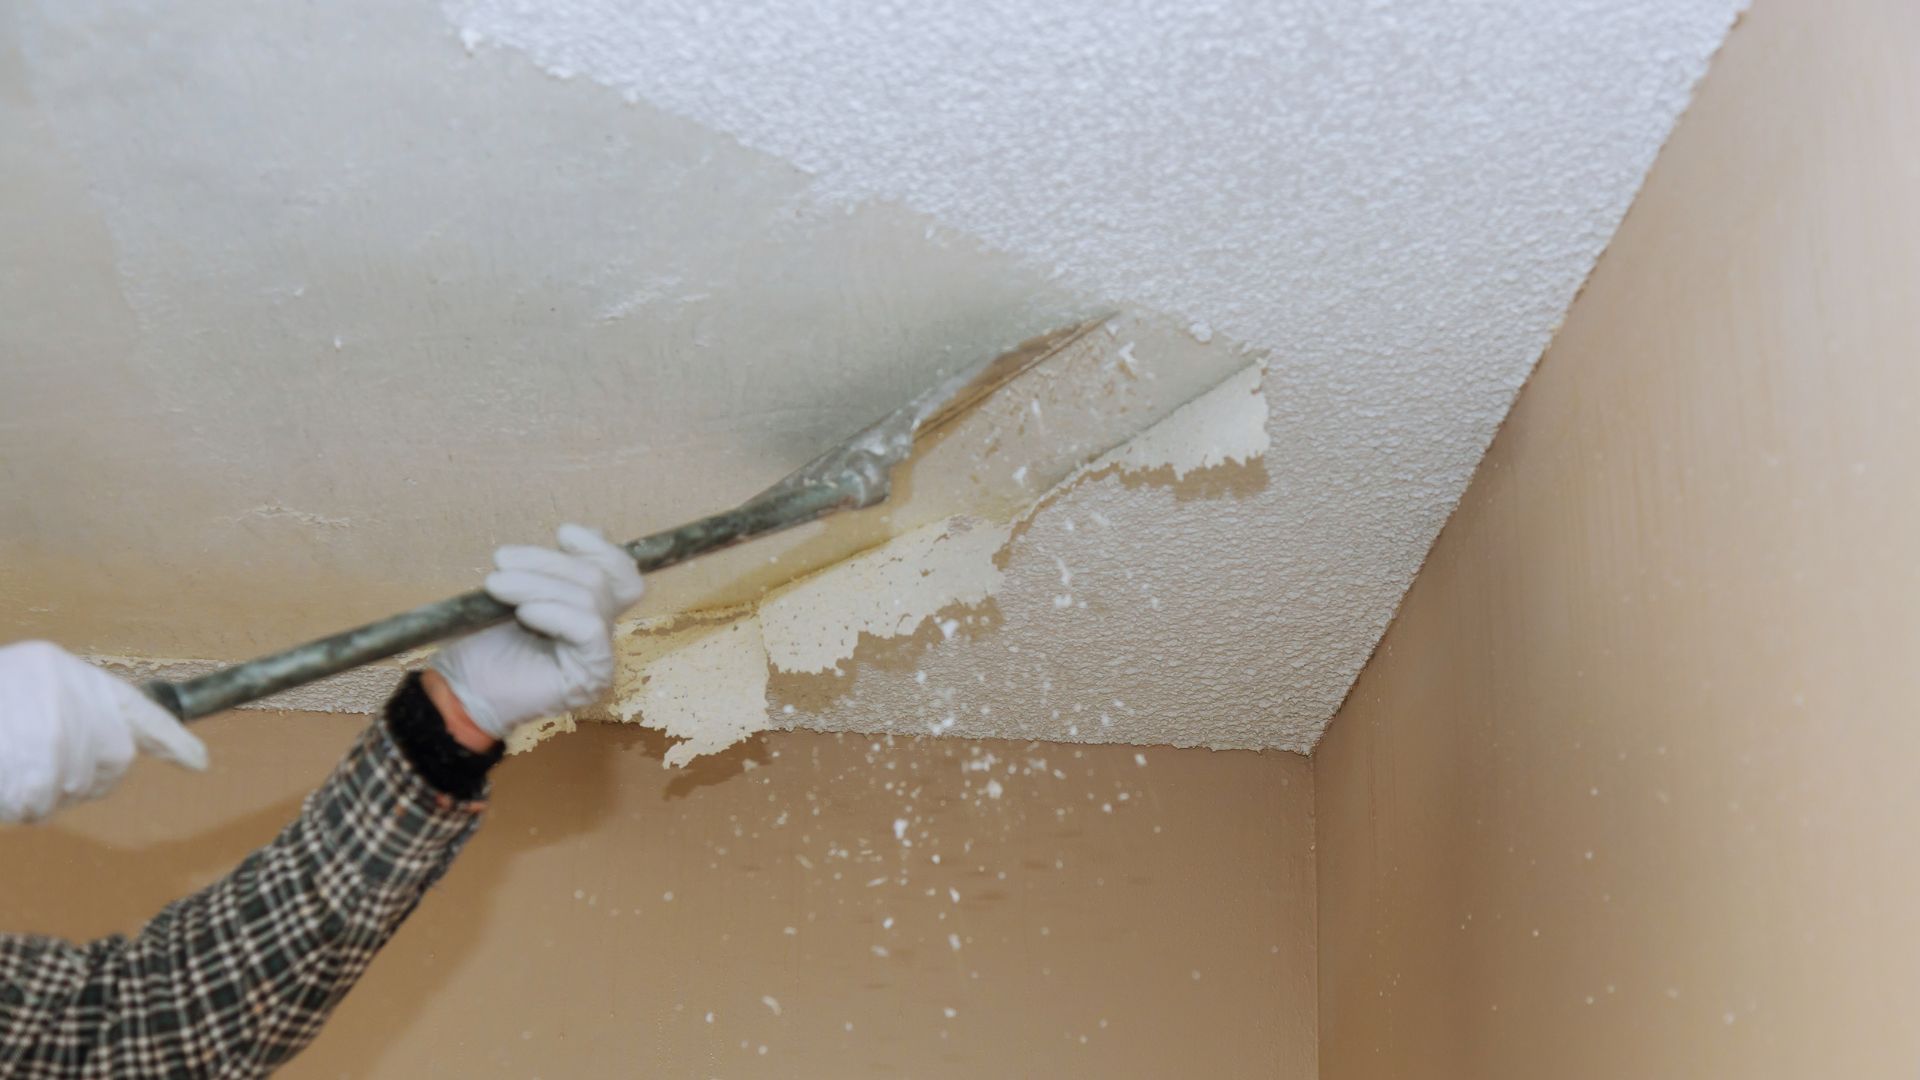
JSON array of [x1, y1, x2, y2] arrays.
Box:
[[383, 671, 504, 801]]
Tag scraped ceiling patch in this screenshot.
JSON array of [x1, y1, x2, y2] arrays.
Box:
[[760, 517, 1012, 676], [615, 616, 770, 767], [1094, 364, 1270, 482], [525, 362, 1270, 764]]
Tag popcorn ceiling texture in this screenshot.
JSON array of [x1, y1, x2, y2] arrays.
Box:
[[5, 1, 1745, 755], [86, 655, 405, 717], [444, 0, 1746, 752], [446, 0, 1747, 365]]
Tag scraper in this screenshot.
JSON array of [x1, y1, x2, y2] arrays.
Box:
[[140, 317, 1111, 721]]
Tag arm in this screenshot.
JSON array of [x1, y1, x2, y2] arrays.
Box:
[[0, 525, 643, 1078], [0, 673, 498, 1078]]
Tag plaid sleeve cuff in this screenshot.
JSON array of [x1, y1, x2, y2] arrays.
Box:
[[383, 671, 503, 800], [298, 719, 487, 920]]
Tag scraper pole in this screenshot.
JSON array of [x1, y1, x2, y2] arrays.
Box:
[[141, 475, 870, 722], [136, 316, 1103, 723]]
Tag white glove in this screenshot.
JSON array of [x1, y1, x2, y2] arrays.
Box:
[[430, 524, 646, 741], [0, 641, 209, 824]]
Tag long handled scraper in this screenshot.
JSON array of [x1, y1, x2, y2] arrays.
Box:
[[141, 317, 1110, 721]]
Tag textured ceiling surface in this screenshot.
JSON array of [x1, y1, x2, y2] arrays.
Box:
[[0, 1, 1742, 752]]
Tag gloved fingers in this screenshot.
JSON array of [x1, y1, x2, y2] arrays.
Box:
[[0, 643, 106, 822], [484, 568, 601, 619], [0, 642, 206, 823], [105, 678, 210, 771], [555, 524, 646, 610], [510, 598, 607, 651], [74, 719, 135, 801], [519, 598, 618, 710], [48, 654, 132, 799], [3, 787, 55, 825], [492, 544, 605, 592]]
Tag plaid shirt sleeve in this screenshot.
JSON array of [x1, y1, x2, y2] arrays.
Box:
[[0, 695, 490, 1079]]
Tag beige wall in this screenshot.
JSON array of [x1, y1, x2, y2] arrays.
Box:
[[1315, 1, 1920, 1077], [2, 713, 1315, 1077]]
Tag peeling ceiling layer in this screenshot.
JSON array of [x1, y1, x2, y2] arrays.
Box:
[[0, 1, 1742, 753]]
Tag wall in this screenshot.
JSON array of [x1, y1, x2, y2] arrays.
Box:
[[0, 714, 1315, 1078], [1315, 1, 1920, 1076]]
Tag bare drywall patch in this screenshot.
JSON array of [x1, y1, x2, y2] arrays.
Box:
[[1094, 365, 1270, 481], [759, 517, 1012, 676], [612, 615, 770, 768], [505, 712, 577, 757]]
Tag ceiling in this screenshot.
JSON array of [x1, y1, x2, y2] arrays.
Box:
[[0, 0, 1743, 753]]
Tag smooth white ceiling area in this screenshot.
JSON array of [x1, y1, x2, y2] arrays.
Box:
[[0, 0, 1743, 752]]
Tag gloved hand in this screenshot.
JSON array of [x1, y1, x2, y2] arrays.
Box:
[[0, 641, 209, 824], [430, 524, 646, 741]]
